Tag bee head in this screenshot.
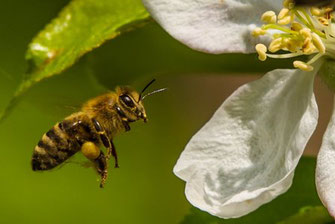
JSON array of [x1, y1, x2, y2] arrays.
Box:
[[115, 79, 167, 123], [116, 86, 148, 122]]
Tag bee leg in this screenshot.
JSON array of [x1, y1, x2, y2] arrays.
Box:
[[91, 118, 118, 168], [81, 142, 108, 188], [95, 151, 108, 188], [99, 135, 118, 168], [91, 118, 114, 163], [97, 132, 118, 168], [110, 141, 119, 168]]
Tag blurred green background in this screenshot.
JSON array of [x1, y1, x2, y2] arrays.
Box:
[[0, 1, 332, 223]]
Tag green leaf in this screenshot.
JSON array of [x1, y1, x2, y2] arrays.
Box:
[[277, 206, 334, 224], [180, 157, 331, 224], [0, 0, 150, 121], [24, 0, 149, 91], [320, 59, 335, 92]]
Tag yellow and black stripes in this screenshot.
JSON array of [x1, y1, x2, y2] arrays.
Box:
[[31, 114, 99, 171], [32, 123, 80, 171]]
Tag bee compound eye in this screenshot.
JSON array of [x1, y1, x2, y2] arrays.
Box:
[[120, 94, 135, 108]]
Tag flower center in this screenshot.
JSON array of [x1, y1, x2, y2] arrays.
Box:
[[253, 0, 335, 71]]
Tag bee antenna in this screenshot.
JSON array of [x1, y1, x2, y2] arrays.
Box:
[[141, 88, 168, 101], [138, 79, 156, 102]]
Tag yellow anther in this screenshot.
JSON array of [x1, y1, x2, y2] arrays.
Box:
[[261, 11, 277, 24], [324, 7, 333, 14], [311, 7, 322, 16], [269, 38, 282, 52], [277, 7, 295, 25], [311, 33, 325, 53], [278, 8, 289, 20], [291, 22, 303, 31], [303, 39, 316, 54], [293, 61, 313, 71], [278, 16, 294, 25], [300, 28, 312, 39], [252, 27, 266, 36], [255, 44, 267, 61], [283, 38, 300, 52], [253, 0, 334, 71], [283, 0, 295, 9], [318, 17, 329, 26], [81, 142, 100, 160]]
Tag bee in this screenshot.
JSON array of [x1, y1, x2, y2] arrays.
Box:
[[31, 79, 166, 188]]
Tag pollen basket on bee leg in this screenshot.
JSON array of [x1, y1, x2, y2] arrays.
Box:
[[81, 142, 100, 160]]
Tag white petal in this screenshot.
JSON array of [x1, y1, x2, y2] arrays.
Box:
[[174, 69, 318, 218], [142, 0, 282, 54], [316, 97, 335, 218]]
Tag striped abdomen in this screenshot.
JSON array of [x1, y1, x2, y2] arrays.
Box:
[[32, 113, 99, 171]]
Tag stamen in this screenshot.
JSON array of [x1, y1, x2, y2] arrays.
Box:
[[252, 0, 335, 71], [302, 9, 315, 30], [307, 53, 324, 65], [312, 33, 326, 53], [293, 61, 313, 71], [278, 15, 294, 25], [252, 28, 266, 37], [300, 28, 312, 39], [278, 8, 289, 20], [311, 7, 321, 16], [291, 22, 303, 31], [268, 38, 282, 52], [262, 24, 297, 35], [266, 52, 304, 59], [319, 17, 329, 26], [255, 44, 267, 61], [283, 0, 295, 9], [294, 10, 312, 29], [278, 8, 294, 25], [261, 11, 277, 24]]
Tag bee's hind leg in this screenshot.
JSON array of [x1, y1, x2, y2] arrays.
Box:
[[81, 141, 108, 188], [95, 152, 108, 188]]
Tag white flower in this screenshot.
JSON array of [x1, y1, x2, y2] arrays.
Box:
[[143, 0, 335, 219]]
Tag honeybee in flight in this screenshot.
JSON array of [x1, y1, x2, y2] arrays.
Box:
[[31, 79, 166, 188]]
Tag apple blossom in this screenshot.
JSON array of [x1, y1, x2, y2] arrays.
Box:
[[143, 0, 335, 219]]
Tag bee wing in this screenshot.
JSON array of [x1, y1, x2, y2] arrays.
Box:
[[26, 92, 83, 120], [63, 158, 95, 169], [33, 153, 95, 172], [25, 72, 107, 120], [173, 68, 318, 218]]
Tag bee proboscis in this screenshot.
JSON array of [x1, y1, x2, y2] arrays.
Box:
[[31, 79, 166, 187]]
